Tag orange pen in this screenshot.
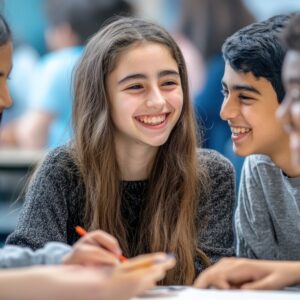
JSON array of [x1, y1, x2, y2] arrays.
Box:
[[75, 225, 128, 262]]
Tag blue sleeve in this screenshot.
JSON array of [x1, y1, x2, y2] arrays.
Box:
[[0, 242, 71, 268], [28, 52, 77, 116]]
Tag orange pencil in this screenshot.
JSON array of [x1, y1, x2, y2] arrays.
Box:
[[75, 225, 128, 262]]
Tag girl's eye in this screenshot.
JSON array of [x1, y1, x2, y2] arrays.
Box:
[[163, 81, 176, 86], [127, 84, 143, 90], [162, 80, 179, 89]]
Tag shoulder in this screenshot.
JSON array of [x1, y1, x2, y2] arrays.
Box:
[[35, 145, 79, 182], [241, 155, 284, 192], [197, 148, 234, 175], [27, 145, 83, 202], [195, 149, 235, 236], [245, 154, 274, 166], [42, 145, 74, 166], [197, 148, 235, 197], [243, 154, 277, 176]]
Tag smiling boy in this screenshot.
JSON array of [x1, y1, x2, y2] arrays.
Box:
[[220, 14, 300, 260]]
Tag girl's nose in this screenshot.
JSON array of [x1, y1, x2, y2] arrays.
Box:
[[146, 87, 165, 108]]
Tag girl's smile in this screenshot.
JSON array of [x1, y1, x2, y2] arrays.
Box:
[[135, 112, 170, 128]]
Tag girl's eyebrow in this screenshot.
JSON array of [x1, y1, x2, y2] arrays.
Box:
[[158, 69, 180, 78], [118, 69, 180, 85], [118, 73, 146, 85]]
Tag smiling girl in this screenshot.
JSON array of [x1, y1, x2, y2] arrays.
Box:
[[7, 17, 235, 284]]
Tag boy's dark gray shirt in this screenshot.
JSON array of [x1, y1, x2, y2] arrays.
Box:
[[236, 154, 300, 259]]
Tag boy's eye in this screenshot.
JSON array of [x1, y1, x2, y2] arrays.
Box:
[[221, 89, 228, 97], [239, 94, 253, 100], [238, 94, 256, 104]]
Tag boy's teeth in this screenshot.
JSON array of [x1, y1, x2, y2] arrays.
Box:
[[231, 127, 251, 134]]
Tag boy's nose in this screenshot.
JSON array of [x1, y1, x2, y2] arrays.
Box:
[[220, 97, 239, 121]]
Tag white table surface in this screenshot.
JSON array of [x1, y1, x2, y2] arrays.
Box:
[[133, 287, 300, 300], [0, 148, 46, 167]]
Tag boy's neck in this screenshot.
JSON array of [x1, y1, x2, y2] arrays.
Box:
[[271, 146, 300, 178]]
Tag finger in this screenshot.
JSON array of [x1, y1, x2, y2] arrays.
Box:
[[194, 273, 210, 289], [120, 253, 174, 272], [81, 247, 120, 266], [241, 275, 282, 290], [106, 265, 167, 300], [194, 273, 231, 289], [63, 244, 119, 266], [194, 260, 258, 290], [78, 230, 122, 256], [126, 265, 168, 291]]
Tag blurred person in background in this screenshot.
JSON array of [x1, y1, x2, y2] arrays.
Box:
[[0, 0, 45, 129], [0, 0, 132, 149], [181, 0, 255, 186]]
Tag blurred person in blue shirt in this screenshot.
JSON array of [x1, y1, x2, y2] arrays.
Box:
[[1, 0, 132, 149]]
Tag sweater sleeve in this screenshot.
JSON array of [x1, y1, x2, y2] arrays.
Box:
[[196, 149, 236, 273], [235, 156, 276, 259], [5, 147, 79, 250], [0, 242, 71, 268]]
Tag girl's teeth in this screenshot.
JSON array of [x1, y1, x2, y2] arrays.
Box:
[[138, 115, 166, 125]]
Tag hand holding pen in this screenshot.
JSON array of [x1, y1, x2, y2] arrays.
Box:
[[62, 225, 175, 285], [75, 226, 128, 262], [109, 253, 176, 298], [62, 227, 125, 266]]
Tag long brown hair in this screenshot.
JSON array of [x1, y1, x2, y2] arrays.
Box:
[[72, 17, 209, 284]]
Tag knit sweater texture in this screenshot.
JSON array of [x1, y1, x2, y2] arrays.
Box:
[[6, 146, 235, 274]]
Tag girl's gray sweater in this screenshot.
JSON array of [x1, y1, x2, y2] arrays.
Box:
[[5, 147, 235, 273]]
